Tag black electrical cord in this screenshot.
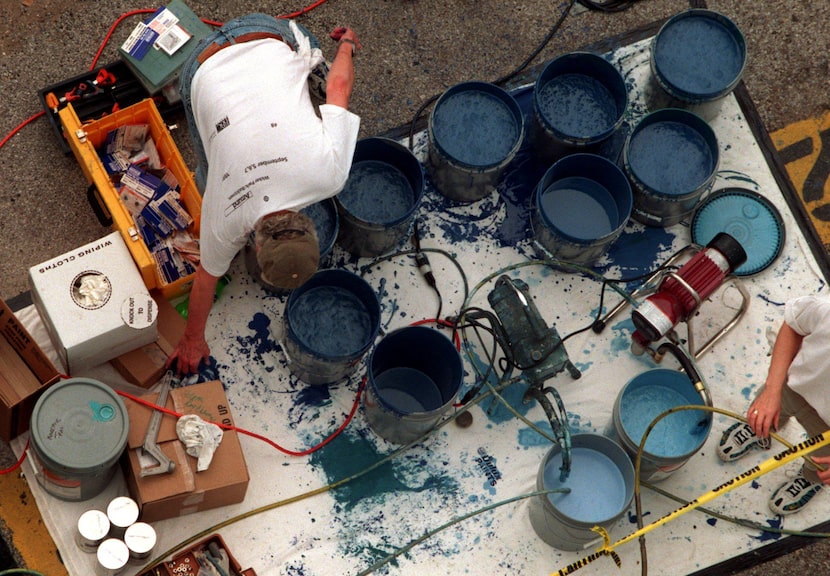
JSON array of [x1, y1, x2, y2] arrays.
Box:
[[412, 219, 443, 321], [577, 0, 641, 13]]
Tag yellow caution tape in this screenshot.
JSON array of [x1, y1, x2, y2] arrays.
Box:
[[552, 430, 830, 576]]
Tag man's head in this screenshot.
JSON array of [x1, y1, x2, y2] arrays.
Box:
[[254, 211, 320, 289]]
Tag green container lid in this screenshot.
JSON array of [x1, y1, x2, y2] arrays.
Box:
[[30, 378, 129, 476]]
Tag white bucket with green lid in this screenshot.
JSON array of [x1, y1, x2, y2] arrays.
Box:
[[29, 378, 129, 501]]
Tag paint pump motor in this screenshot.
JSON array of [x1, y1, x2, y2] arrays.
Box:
[[594, 232, 750, 361], [465, 275, 580, 480]]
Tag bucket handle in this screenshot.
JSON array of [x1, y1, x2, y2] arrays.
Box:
[[655, 342, 712, 408], [277, 338, 292, 366]]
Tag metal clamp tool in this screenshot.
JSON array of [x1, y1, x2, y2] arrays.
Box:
[[140, 370, 177, 477]]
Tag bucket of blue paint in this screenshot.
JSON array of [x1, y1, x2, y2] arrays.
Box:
[[363, 325, 463, 444], [647, 9, 746, 118], [531, 153, 632, 267], [427, 81, 524, 203], [29, 378, 129, 501], [336, 137, 424, 257], [283, 269, 381, 385], [608, 368, 712, 483], [528, 433, 635, 551], [532, 52, 628, 164], [245, 198, 339, 293], [623, 108, 719, 227]]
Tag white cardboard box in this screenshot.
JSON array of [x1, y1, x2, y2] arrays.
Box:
[[28, 232, 158, 374]]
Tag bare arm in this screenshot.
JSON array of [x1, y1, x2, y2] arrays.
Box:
[[166, 264, 219, 375], [748, 321, 803, 438], [325, 27, 361, 109]]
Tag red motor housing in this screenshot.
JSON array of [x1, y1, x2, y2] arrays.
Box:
[[632, 232, 747, 346]]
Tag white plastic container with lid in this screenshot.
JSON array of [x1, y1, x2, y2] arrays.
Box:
[[124, 521, 157, 563], [96, 538, 129, 575], [106, 496, 139, 539], [76, 509, 111, 553]]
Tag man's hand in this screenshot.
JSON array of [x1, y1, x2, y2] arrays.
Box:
[[330, 26, 361, 54], [813, 454, 830, 485], [166, 264, 220, 376], [166, 333, 210, 376]]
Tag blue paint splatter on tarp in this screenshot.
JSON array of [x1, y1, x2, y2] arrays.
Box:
[[751, 517, 784, 542], [482, 379, 533, 424], [309, 430, 458, 512], [235, 312, 280, 367]]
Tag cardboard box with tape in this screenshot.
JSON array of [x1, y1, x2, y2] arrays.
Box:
[[0, 299, 61, 441], [122, 379, 249, 523]]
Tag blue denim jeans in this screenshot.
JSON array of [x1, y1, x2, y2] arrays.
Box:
[[178, 13, 319, 193]]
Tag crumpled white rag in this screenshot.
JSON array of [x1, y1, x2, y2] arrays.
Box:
[[290, 20, 324, 71], [176, 414, 224, 472]]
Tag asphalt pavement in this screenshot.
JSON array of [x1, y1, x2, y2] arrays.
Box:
[[1, 1, 830, 574]]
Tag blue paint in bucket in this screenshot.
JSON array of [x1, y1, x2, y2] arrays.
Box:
[[336, 137, 424, 257], [245, 198, 339, 293], [608, 368, 712, 482], [284, 269, 380, 385], [427, 81, 524, 203], [652, 9, 746, 104], [532, 52, 628, 163], [532, 153, 632, 267], [529, 433, 635, 551], [623, 108, 719, 227], [363, 325, 463, 444]]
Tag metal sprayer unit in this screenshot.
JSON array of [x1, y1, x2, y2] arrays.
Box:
[[466, 275, 580, 481]]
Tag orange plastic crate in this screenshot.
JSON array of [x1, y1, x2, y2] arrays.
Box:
[[60, 99, 201, 299]]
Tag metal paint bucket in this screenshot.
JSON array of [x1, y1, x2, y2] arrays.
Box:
[[532, 52, 628, 164], [283, 269, 381, 385], [336, 137, 424, 257], [29, 378, 129, 501], [363, 326, 463, 444], [607, 368, 712, 482], [647, 9, 746, 119], [528, 433, 635, 551], [244, 198, 339, 293], [427, 81, 524, 203], [623, 108, 719, 227], [531, 153, 632, 267]]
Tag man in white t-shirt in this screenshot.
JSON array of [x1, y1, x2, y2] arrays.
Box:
[[168, 13, 361, 375], [717, 296, 830, 515]]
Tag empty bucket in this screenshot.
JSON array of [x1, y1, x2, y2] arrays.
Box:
[[427, 81, 524, 203], [532, 52, 628, 164], [29, 378, 129, 501], [245, 198, 339, 293], [623, 108, 719, 227], [531, 153, 632, 267], [607, 368, 712, 482], [283, 269, 381, 385], [363, 325, 463, 444], [647, 9, 746, 118], [336, 137, 424, 257], [528, 433, 635, 551]]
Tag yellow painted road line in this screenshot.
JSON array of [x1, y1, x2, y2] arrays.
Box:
[[771, 111, 830, 249], [0, 471, 67, 575]]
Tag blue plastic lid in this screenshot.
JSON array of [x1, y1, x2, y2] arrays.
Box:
[[690, 188, 784, 276]]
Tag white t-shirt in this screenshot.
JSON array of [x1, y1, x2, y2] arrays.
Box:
[[191, 38, 360, 277], [784, 296, 830, 417]]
